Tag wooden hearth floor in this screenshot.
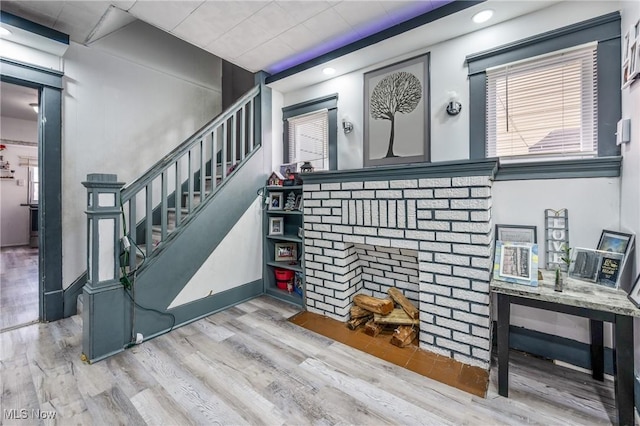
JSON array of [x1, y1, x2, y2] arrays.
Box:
[[289, 311, 489, 397]]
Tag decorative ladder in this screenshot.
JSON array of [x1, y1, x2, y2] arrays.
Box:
[[119, 85, 260, 268]]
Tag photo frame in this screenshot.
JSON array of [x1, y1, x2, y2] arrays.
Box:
[[268, 217, 284, 236], [627, 273, 640, 309], [294, 194, 302, 211], [493, 241, 539, 287], [268, 192, 283, 210], [275, 242, 297, 262], [597, 230, 633, 257], [495, 224, 537, 244], [569, 247, 625, 288], [363, 53, 430, 167]]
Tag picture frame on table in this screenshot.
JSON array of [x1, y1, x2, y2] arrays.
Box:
[[493, 241, 539, 287], [569, 247, 625, 288], [495, 224, 537, 244], [363, 53, 430, 167], [268, 217, 284, 236], [275, 242, 297, 262], [268, 192, 283, 210], [627, 273, 640, 309], [597, 230, 634, 257]]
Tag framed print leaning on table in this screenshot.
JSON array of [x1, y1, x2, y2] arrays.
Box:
[[493, 241, 539, 287], [628, 273, 640, 309]]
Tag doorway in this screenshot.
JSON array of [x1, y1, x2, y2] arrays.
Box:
[[0, 81, 39, 330]]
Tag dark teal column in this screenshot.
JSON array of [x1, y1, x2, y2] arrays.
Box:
[[81, 174, 127, 363]]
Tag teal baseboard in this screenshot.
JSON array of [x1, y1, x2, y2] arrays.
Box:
[[63, 272, 87, 317]]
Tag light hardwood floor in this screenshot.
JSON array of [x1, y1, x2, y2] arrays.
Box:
[[0, 246, 39, 331], [1, 295, 634, 425]]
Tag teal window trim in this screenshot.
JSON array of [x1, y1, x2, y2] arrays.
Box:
[[283, 94, 338, 170], [466, 12, 621, 178]]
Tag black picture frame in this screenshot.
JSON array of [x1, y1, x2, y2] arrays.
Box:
[[495, 224, 537, 244], [628, 273, 640, 309], [363, 53, 430, 167], [597, 230, 633, 257]]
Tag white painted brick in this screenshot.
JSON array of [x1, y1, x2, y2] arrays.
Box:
[[404, 189, 434, 198], [323, 216, 342, 224], [304, 184, 320, 191], [470, 211, 491, 222], [305, 276, 323, 286], [364, 282, 381, 292], [418, 220, 450, 231], [306, 215, 321, 223], [472, 257, 492, 269], [436, 232, 471, 244], [379, 201, 388, 227], [454, 353, 489, 369], [394, 266, 418, 276], [419, 178, 452, 188], [315, 286, 335, 297], [304, 207, 314, 216], [307, 306, 323, 315], [315, 270, 334, 280], [418, 272, 434, 283], [419, 241, 451, 252], [322, 232, 343, 242], [335, 270, 357, 284], [436, 338, 470, 355], [395, 201, 405, 228], [419, 263, 451, 275], [332, 208, 342, 217], [365, 236, 391, 247], [388, 200, 397, 228], [405, 230, 435, 241], [322, 280, 350, 291], [434, 210, 469, 221], [375, 190, 403, 199], [418, 331, 433, 345], [417, 199, 449, 209], [306, 292, 324, 302], [371, 201, 379, 227], [331, 225, 353, 234], [325, 264, 351, 275], [342, 181, 364, 190], [356, 200, 364, 226], [472, 325, 490, 339], [324, 296, 351, 309], [305, 261, 323, 270], [417, 210, 433, 220], [348, 200, 356, 224], [305, 200, 321, 207], [453, 331, 489, 350], [435, 275, 471, 289], [400, 248, 418, 257], [331, 191, 352, 199], [352, 190, 375, 199], [471, 187, 491, 198], [343, 235, 366, 244], [453, 289, 489, 304], [418, 251, 434, 262], [314, 240, 333, 249], [453, 311, 488, 325], [437, 317, 471, 333], [334, 287, 357, 300], [390, 239, 419, 250], [305, 253, 314, 262], [305, 230, 322, 239], [372, 275, 394, 286], [322, 199, 342, 207], [407, 200, 417, 229], [436, 296, 469, 311], [312, 191, 330, 199], [390, 179, 418, 188], [313, 224, 331, 232], [452, 176, 491, 187], [420, 302, 452, 318], [422, 283, 451, 296], [315, 255, 333, 264], [315, 301, 335, 313], [321, 183, 341, 191], [364, 200, 371, 226], [453, 266, 489, 281], [471, 304, 490, 317], [471, 234, 492, 245], [420, 342, 451, 358], [419, 290, 435, 303], [435, 253, 470, 266], [422, 323, 452, 338], [451, 199, 490, 210], [452, 222, 491, 234], [364, 181, 389, 189], [471, 348, 491, 363], [453, 244, 491, 257], [434, 188, 469, 198], [354, 226, 377, 236], [471, 281, 490, 293], [342, 200, 348, 224], [334, 305, 351, 318], [306, 298, 315, 308], [386, 272, 409, 282], [378, 228, 405, 238]]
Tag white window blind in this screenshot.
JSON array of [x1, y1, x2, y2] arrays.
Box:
[[287, 109, 328, 171], [486, 44, 597, 160]]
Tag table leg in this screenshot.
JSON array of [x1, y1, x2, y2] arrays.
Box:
[[497, 293, 511, 398], [589, 319, 604, 381], [613, 314, 634, 426]]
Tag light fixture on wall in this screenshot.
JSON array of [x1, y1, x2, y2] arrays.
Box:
[[445, 92, 462, 116], [472, 9, 494, 24], [342, 116, 353, 134], [30, 103, 39, 113], [322, 67, 336, 75]]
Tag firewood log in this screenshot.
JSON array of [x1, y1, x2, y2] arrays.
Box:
[[353, 294, 394, 315], [387, 287, 419, 320], [346, 315, 372, 330], [390, 325, 416, 348], [349, 305, 372, 319], [373, 308, 419, 325], [363, 319, 384, 337]]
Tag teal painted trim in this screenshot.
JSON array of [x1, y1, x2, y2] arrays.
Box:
[[265, 0, 484, 84], [597, 38, 622, 157], [282, 93, 338, 119], [1, 11, 69, 45], [82, 284, 126, 363], [0, 58, 64, 89], [43, 290, 63, 321], [469, 73, 487, 160], [301, 158, 498, 184], [500, 323, 615, 375], [466, 12, 620, 75], [635, 374, 639, 416], [494, 156, 622, 181], [63, 272, 87, 317]]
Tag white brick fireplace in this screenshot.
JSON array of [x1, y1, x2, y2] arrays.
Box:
[[301, 160, 497, 369]]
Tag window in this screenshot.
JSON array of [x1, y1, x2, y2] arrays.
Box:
[[29, 166, 39, 204], [486, 44, 597, 160], [283, 94, 337, 171], [287, 109, 328, 170]]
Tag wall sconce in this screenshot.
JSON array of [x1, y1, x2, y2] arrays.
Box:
[[446, 91, 462, 116], [342, 116, 353, 134]]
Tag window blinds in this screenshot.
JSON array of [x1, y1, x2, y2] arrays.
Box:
[[287, 109, 328, 170], [486, 44, 597, 159]]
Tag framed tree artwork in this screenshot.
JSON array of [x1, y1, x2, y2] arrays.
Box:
[[363, 53, 430, 167]]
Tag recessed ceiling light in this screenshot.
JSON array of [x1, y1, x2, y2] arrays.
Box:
[[0, 27, 11, 36], [322, 67, 336, 75], [472, 9, 494, 24]]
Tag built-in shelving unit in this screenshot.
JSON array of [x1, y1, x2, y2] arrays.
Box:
[[263, 184, 305, 306]]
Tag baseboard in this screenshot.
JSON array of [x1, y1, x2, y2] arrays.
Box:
[[493, 322, 614, 375], [63, 272, 87, 317]]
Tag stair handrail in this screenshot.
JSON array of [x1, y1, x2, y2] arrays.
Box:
[[121, 84, 260, 202]]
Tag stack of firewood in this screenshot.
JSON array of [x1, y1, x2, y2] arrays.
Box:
[[346, 287, 419, 348]]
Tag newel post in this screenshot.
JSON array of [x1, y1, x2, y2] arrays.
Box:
[[81, 173, 127, 363]]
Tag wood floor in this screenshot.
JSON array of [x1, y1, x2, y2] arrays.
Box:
[[0, 246, 39, 331], [2, 294, 633, 425]]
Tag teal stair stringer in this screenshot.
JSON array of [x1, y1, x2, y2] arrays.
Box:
[[122, 148, 266, 344]]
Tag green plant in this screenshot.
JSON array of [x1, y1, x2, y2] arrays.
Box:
[[560, 244, 572, 270]]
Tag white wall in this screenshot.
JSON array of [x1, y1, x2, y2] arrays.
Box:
[[60, 22, 223, 287], [0, 117, 38, 247]]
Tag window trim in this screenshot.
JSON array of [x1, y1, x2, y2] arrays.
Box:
[[283, 94, 338, 170], [466, 11, 621, 179]]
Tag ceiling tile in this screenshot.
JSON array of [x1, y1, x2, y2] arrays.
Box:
[[274, 1, 332, 26], [172, 1, 268, 48], [276, 24, 321, 52], [110, 1, 136, 12], [128, 1, 203, 32], [0, 1, 65, 28], [245, 2, 296, 40], [332, 1, 389, 38], [301, 7, 351, 41], [54, 2, 113, 42], [206, 21, 267, 61], [235, 38, 294, 72]]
